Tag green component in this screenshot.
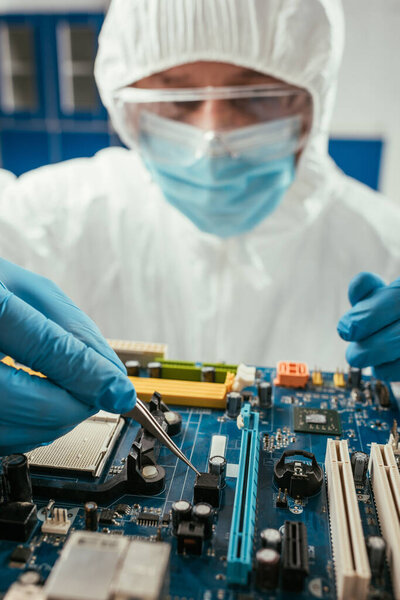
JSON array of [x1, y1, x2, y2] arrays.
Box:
[[293, 407, 342, 436], [159, 360, 201, 381], [158, 360, 238, 382], [203, 362, 238, 383]]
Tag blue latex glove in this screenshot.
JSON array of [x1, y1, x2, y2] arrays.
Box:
[[0, 257, 136, 456], [337, 271, 400, 380]]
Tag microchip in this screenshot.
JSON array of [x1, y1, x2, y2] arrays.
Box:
[[114, 504, 130, 516], [161, 513, 170, 527], [137, 512, 159, 526], [293, 407, 341, 435], [9, 545, 31, 565], [99, 509, 115, 525]]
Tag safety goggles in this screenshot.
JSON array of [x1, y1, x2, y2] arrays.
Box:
[[113, 84, 312, 163]]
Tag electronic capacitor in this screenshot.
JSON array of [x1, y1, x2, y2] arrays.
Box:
[[256, 548, 280, 590], [84, 501, 98, 531], [351, 451, 369, 486], [226, 392, 242, 418], [201, 366, 216, 383], [171, 500, 192, 535], [258, 381, 272, 408], [192, 503, 214, 539], [125, 360, 140, 377], [208, 455, 227, 487], [260, 528, 282, 553], [367, 536, 386, 577], [147, 362, 162, 378], [2, 454, 33, 502]]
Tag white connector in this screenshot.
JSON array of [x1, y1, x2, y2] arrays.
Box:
[[42, 505, 71, 535], [232, 363, 256, 392], [369, 443, 400, 600], [325, 439, 371, 600]]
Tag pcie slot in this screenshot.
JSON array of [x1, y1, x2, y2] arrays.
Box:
[[325, 439, 371, 600], [369, 443, 400, 600], [227, 404, 260, 585]]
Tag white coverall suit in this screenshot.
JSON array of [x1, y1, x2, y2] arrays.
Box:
[[0, 0, 400, 370]]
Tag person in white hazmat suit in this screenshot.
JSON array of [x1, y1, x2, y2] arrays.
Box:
[[1, 0, 400, 454]]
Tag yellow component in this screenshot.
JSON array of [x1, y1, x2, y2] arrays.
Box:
[[1, 356, 44, 378], [312, 370, 323, 386], [334, 370, 346, 388], [127, 371, 235, 409], [2, 357, 234, 410]]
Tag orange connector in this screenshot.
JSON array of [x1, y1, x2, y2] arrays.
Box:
[[273, 361, 309, 388]]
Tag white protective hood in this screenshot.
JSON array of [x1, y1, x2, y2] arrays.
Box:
[[95, 0, 345, 183]]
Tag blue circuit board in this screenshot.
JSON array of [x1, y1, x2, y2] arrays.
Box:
[[1, 366, 399, 600]]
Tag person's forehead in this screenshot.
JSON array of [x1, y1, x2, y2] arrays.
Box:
[[133, 61, 288, 88]]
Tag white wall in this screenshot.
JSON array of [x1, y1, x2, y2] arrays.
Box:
[[331, 0, 400, 202]]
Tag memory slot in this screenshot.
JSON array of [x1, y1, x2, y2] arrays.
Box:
[[325, 439, 371, 600], [369, 443, 400, 600], [227, 404, 260, 585]]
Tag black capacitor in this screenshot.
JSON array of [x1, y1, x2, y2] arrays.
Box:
[[258, 381, 272, 408], [256, 548, 280, 590], [201, 366, 216, 383], [84, 501, 98, 531], [125, 360, 140, 377], [375, 380, 390, 407], [226, 392, 242, 418], [208, 455, 227, 487], [147, 362, 162, 378], [2, 454, 32, 502], [348, 367, 362, 389], [171, 500, 192, 535], [164, 411, 182, 436], [351, 451, 369, 486], [260, 528, 282, 553], [367, 536, 386, 577], [192, 503, 214, 539]]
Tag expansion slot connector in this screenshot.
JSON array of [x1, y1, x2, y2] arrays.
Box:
[[227, 404, 260, 585], [127, 373, 235, 409], [369, 443, 400, 600], [325, 439, 371, 600]]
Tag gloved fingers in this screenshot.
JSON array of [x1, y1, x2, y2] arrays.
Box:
[[0, 286, 136, 413], [0, 362, 95, 429], [345, 319, 400, 369], [338, 280, 400, 342], [347, 271, 386, 306], [0, 362, 95, 455], [0, 257, 125, 374], [373, 359, 400, 382]]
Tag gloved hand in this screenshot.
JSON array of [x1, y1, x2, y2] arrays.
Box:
[[337, 271, 400, 381], [0, 257, 136, 456]]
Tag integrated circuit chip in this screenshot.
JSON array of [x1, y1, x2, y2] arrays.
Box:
[[293, 407, 341, 435]]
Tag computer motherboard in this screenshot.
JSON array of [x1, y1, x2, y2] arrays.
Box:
[[1, 352, 400, 600]]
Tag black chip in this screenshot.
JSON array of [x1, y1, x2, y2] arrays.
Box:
[[99, 509, 115, 525], [293, 407, 341, 435], [114, 503, 130, 516], [9, 545, 31, 564], [137, 512, 159, 526]]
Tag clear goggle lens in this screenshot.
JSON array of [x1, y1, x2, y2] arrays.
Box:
[[113, 84, 312, 165]]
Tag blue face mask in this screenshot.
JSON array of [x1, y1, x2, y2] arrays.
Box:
[[139, 113, 300, 238]]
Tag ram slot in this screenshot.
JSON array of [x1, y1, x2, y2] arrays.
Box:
[[227, 404, 260, 585], [325, 439, 371, 600], [369, 443, 400, 600]]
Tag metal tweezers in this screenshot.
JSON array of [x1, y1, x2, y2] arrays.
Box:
[[129, 398, 201, 476]]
